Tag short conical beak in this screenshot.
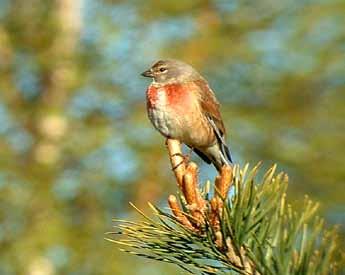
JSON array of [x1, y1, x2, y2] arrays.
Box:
[[141, 69, 153, 78]]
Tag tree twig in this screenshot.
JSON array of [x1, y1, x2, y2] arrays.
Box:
[[165, 138, 256, 274]]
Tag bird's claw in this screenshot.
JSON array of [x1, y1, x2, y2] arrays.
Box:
[[172, 160, 185, 171], [171, 152, 191, 171], [171, 153, 185, 158]]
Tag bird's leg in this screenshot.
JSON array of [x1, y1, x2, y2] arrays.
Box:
[[171, 148, 194, 170], [166, 138, 185, 171], [172, 160, 184, 171], [171, 153, 186, 171]]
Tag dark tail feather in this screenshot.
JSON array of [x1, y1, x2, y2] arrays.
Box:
[[188, 117, 233, 171], [192, 145, 231, 172], [207, 116, 233, 167], [222, 142, 233, 163], [192, 148, 212, 164], [191, 146, 226, 172], [215, 144, 233, 172]]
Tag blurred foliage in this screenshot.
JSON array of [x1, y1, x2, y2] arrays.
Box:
[[0, 0, 344, 274]]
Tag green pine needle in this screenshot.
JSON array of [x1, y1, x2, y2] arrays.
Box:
[[108, 164, 343, 275]]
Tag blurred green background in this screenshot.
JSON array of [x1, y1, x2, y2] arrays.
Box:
[[0, 0, 344, 274]]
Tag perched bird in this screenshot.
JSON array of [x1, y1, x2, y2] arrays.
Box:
[[141, 59, 232, 171]]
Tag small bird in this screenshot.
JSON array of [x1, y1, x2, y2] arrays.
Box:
[[141, 59, 232, 171]]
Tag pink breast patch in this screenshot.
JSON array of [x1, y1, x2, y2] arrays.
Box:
[[146, 83, 191, 109]]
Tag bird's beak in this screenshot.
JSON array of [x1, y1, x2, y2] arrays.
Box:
[[141, 69, 153, 78]]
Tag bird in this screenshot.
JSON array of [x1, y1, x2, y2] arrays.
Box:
[[141, 59, 232, 171]]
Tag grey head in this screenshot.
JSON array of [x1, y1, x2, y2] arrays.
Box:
[[141, 59, 202, 84]]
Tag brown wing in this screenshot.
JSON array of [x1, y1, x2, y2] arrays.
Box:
[[193, 79, 226, 135], [193, 79, 233, 163]]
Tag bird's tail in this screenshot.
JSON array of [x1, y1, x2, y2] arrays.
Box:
[[207, 117, 233, 171], [219, 142, 232, 165], [213, 144, 232, 172], [192, 142, 232, 172]]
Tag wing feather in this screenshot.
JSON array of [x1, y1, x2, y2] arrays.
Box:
[[193, 79, 233, 163], [193, 79, 226, 134]]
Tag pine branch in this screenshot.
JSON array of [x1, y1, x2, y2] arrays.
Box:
[[107, 139, 342, 274]]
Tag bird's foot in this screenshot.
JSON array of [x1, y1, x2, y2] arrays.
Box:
[[171, 149, 193, 171], [171, 152, 185, 158], [171, 153, 191, 163], [172, 160, 184, 171], [171, 153, 188, 171]]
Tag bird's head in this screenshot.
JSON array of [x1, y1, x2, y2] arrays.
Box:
[[141, 59, 201, 84]]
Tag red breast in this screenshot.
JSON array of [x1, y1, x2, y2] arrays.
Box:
[[146, 82, 196, 110]]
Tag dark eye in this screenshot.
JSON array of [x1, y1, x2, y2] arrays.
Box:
[[159, 67, 167, 72]]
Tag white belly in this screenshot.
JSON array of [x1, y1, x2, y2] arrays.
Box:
[[147, 88, 182, 138], [148, 107, 180, 139]]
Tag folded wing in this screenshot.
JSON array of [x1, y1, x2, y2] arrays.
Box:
[[193, 79, 233, 164]]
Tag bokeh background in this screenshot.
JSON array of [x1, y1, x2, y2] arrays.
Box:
[[0, 0, 344, 274]]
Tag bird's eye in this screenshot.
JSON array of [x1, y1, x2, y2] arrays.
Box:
[[159, 67, 167, 72]]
